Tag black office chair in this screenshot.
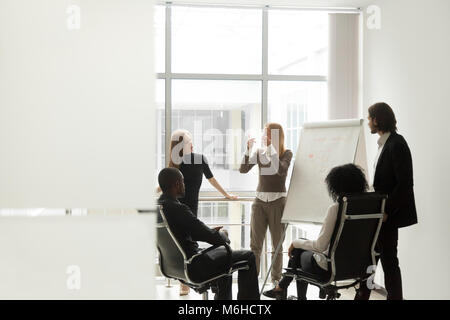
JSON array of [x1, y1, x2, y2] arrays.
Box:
[[283, 192, 387, 300], [156, 205, 249, 300]]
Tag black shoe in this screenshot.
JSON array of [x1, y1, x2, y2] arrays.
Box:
[[319, 288, 326, 299], [263, 287, 287, 300]]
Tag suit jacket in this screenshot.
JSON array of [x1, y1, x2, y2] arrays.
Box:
[[157, 193, 227, 259], [373, 132, 418, 228]]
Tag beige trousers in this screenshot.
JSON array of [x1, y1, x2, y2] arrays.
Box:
[[250, 197, 286, 282]]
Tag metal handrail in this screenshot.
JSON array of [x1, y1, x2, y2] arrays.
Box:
[[204, 223, 251, 226], [198, 196, 255, 202]]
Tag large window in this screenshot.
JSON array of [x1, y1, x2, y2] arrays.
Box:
[[268, 10, 328, 76], [172, 80, 261, 191], [198, 201, 251, 250], [268, 81, 327, 153], [155, 3, 329, 193], [171, 6, 262, 74], [153, 3, 333, 279]]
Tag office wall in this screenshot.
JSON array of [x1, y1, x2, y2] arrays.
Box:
[[362, 0, 450, 299], [0, 215, 156, 299], [0, 0, 156, 208]]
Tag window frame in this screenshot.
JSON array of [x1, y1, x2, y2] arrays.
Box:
[[157, 2, 342, 195]]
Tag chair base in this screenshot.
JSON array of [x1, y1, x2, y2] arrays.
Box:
[[162, 260, 250, 300], [286, 288, 341, 300], [179, 280, 216, 296], [282, 268, 365, 300]]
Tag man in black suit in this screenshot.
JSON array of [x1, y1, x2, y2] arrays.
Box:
[[157, 167, 260, 300], [356, 102, 418, 300]]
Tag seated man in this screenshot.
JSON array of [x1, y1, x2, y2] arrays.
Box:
[[157, 167, 260, 300]]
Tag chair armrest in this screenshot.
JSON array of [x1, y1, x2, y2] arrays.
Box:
[[199, 243, 231, 256], [310, 251, 331, 262], [292, 239, 331, 262], [188, 243, 233, 271], [301, 248, 331, 262]]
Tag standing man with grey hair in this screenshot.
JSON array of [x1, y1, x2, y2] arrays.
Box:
[[356, 102, 418, 300]]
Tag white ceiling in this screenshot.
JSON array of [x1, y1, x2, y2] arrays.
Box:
[[164, 0, 374, 9]]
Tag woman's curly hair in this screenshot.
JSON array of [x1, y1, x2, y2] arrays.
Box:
[[325, 164, 368, 202]]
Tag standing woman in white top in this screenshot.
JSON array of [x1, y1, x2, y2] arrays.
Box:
[[239, 123, 293, 284], [263, 163, 369, 300]]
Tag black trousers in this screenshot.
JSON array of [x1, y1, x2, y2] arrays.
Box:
[[356, 223, 403, 300], [189, 248, 260, 300], [278, 248, 328, 300]]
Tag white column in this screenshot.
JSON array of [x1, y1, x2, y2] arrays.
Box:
[[328, 13, 361, 120]]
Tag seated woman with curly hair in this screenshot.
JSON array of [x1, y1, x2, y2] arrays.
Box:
[[263, 163, 368, 300]]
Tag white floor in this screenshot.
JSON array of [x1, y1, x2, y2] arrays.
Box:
[[155, 280, 385, 301]]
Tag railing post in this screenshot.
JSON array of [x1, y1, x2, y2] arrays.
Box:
[[261, 233, 268, 285]]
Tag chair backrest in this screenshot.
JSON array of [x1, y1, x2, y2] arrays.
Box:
[[156, 205, 188, 281], [328, 192, 386, 281]]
